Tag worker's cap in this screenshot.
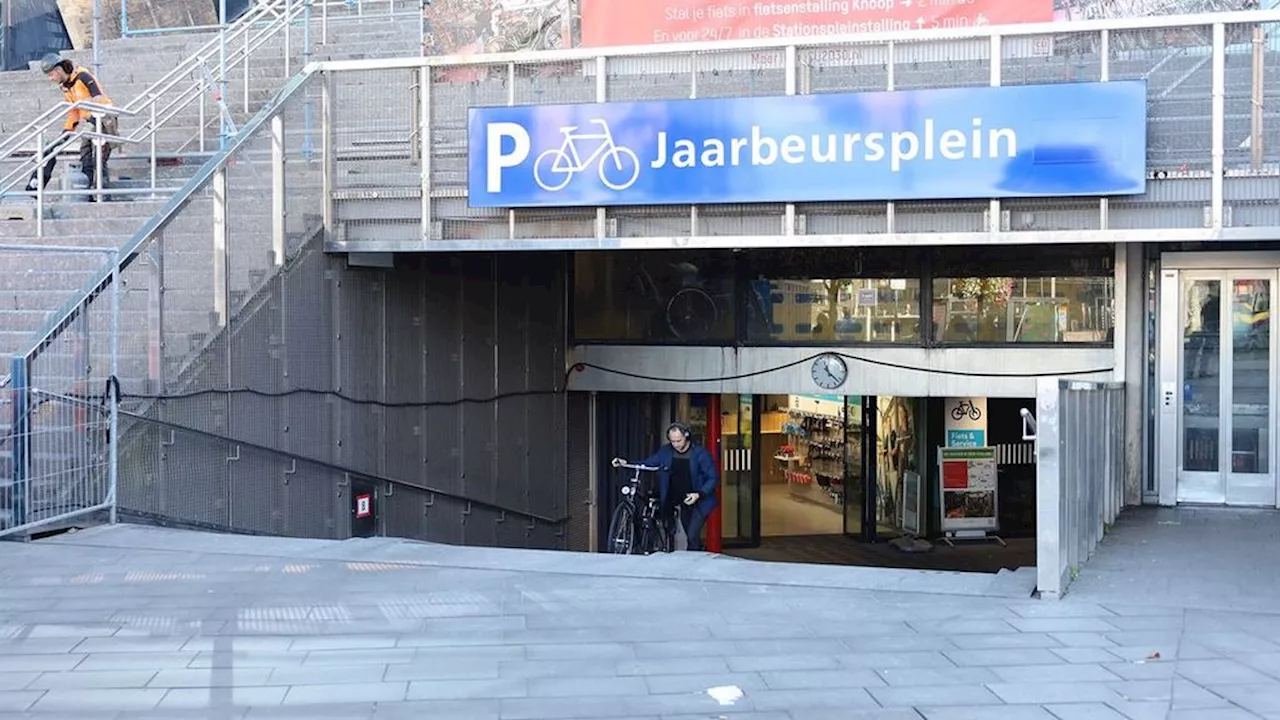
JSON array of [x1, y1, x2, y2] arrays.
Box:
[[39, 53, 65, 74]]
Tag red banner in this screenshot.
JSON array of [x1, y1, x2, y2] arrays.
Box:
[[580, 0, 1055, 48]]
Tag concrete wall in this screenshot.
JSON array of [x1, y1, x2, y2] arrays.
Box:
[[118, 247, 572, 549]]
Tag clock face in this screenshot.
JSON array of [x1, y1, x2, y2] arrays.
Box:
[[810, 353, 848, 390]]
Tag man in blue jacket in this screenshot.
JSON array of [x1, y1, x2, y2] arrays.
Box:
[[612, 422, 719, 552]]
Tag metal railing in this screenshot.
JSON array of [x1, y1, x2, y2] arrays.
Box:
[[1032, 378, 1126, 599], [0, 0, 313, 233], [7, 56, 569, 542], [2, 244, 120, 539], [121, 0, 418, 39]]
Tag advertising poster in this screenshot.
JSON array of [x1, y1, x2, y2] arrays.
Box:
[[943, 397, 987, 448], [938, 446, 998, 533], [901, 470, 922, 537], [579, 0, 1056, 47]]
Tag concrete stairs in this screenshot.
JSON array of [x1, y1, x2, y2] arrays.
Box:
[[0, 9, 418, 529]]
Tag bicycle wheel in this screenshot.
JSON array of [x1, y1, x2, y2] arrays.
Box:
[[666, 287, 718, 340], [637, 515, 660, 556], [606, 503, 635, 555]]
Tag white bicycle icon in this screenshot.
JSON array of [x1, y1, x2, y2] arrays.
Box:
[[534, 119, 641, 192]]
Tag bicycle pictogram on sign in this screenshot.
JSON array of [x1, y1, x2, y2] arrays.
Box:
[[534, 118, 641, 192]]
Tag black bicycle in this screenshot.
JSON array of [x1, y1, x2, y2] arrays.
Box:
[[606, 462, 670, 555]]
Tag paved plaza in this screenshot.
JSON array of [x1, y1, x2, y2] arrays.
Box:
[[0, 509, 1277, 719]]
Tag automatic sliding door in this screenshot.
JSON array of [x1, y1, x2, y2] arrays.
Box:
[[1178, 274, 1223, 502], [1226, 273, 1276, 506], [1176, 271, 1278, 507]]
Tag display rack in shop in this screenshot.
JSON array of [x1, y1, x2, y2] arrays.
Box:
[[779, 408, 845, 510]]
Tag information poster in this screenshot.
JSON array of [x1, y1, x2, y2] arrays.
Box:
[[938, 447, 998, 533], [943, 397, 987, 448]]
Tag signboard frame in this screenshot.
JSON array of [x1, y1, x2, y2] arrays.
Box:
[[468, 80, 1149, 209], [937, 446, 1005, 546]]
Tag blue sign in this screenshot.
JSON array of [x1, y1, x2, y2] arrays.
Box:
[[467, 80, 1148, 208], [947, 430, 987, 448]]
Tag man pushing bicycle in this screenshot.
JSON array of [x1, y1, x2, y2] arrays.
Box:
[[611, 421, 719, 552]]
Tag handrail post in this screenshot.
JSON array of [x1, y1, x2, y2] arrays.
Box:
[[271, 112, 286, 266], [9, 356, 30, 531], [107, 249, 119, 525], [34, 129, 43, 238], [199, 76, 207, 154], [219, 0, 229, 149], [1210, 22, 1225, 230], [120, 0, 129, 38], [94, 115, 104, 201], [92, 0, 101, 79], [302, 0, 314, 160], [243, 30, 250, 115], [322, 0, 329, 45], [149, 102, 157, 195], [284, 0, 293, 77]]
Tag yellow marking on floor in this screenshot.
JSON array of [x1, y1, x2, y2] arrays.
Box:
[[282, 564, 313, 574], [70, 572, 104, 585], [344, 562, 408, 573], [124, 570, 206, 583]]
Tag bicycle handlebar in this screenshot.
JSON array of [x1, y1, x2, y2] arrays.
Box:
[[616, 462, 662, 472]]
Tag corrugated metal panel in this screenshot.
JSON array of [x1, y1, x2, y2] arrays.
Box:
[[121, 246, 570, 548], [565, 392, 591, 552]]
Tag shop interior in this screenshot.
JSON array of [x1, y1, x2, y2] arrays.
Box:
[[663, 392, 1038, 574]]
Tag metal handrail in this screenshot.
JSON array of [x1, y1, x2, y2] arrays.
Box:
[[0, 0, 310, 210], [20, 67, 318, 360]]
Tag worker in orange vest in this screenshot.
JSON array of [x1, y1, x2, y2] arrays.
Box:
[[26, 54, 118, 201]]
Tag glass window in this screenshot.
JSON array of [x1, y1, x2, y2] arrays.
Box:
[[931, 245, 1114, 344], [740, 248, 922, 344], [573, 251, 735, 343]]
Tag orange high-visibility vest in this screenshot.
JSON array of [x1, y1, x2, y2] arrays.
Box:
[[60, 67, 114, 132]]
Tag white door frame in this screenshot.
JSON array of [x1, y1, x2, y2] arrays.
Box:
[[1157, 257, 1279, 509]]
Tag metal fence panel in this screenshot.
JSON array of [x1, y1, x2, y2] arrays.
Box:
[[1035, 377, 1126, 599], [2, 244, 119, 538]]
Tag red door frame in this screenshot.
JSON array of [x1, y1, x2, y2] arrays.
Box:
[[706, 393, 723, 553]]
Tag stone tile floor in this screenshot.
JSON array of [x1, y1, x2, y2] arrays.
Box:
[[0, 510, 1275, 720]]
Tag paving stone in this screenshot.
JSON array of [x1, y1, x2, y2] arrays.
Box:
[[919, 707, 1054, 720], [31, 688, 166, 712], [406, 678, 528, 701], [1045, 703, 1131, 720], [642, 672, 768, 695], [986, 682, 1126, 704], [870, 684, 1001, 707], [876, 667, 1000, 687], [945, 649, 1066, 666], [159, 686, 289, 708], [1052, 648, 1123, 664], [1105, 700, 1173, 720], [525, 675, 647, 698], [1204, 683, 1280, 714], [283, 682, 406, 705], [1176, 658, 1280, 685], [2, 521, 1279, 719], [993, 664, 1125, 683]]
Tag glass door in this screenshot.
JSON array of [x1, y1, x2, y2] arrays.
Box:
[[719, 394, 760, 546], [1177, 271, 1277, 506]]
